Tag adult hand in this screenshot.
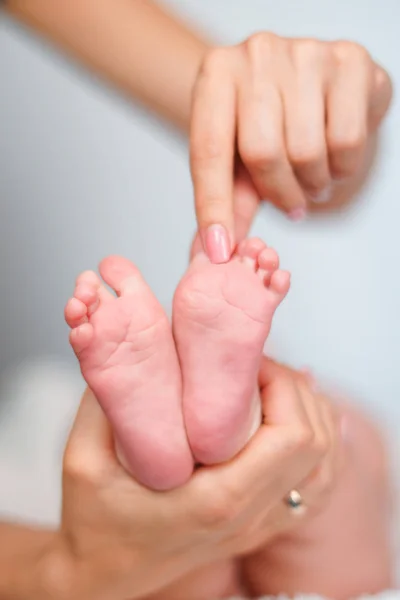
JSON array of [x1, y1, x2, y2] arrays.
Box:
[[259, 360, 344, 524], [190, 33, 392, 262], [44, 360, 341, 600]]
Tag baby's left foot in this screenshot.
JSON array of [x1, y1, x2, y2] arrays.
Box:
[[173, 238, 290, 464]]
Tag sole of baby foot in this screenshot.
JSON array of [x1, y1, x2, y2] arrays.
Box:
[[65, 257, 194, 491], [173, 237, 290, 465]]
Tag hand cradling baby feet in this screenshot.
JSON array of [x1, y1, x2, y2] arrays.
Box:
[[65, 237, 392, 600]]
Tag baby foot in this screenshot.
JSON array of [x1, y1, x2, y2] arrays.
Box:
[[65, 257, 193, 490], [173, 238, 290, 464]]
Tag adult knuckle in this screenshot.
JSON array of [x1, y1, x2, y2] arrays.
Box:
[[63, 446, 82, 477], [241, 140, 282, 171], [332, 40, 369, 64], [288, 143, 324, 169], [293, 39, 325, 65], [201, 47, 232, 77], [63, 447, 99, 487], [374, 66, 391, 94], [329, 129, 367, 155], [290, 426, 315, 453], [195, 485, 240, 529], [245, 31, 276, 59]]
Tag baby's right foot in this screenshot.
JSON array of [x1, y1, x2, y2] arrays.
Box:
[[173, 238, 290, 464], [65, 256, 193, 491]]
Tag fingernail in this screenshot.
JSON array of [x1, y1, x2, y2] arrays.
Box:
[[308, 184, 332, 205], [288, 207, 307, 222], [202, 224, 231, 264]]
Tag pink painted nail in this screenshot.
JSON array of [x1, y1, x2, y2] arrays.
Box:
[[203, 224, 231, 264], [288, 207, 307, 222]]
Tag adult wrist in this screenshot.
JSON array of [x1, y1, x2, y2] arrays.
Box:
[[38, 532, 144, 600], [1, 527, 84, 600]]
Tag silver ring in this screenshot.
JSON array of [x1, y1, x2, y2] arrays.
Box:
[[285, 489, 305, 514]]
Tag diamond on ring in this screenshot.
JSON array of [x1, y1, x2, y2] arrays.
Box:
[[285, 489, 305, 514]]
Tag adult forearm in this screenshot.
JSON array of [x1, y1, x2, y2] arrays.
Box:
[[3, 0, 210, 131], [0, 522, 75, 599]]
